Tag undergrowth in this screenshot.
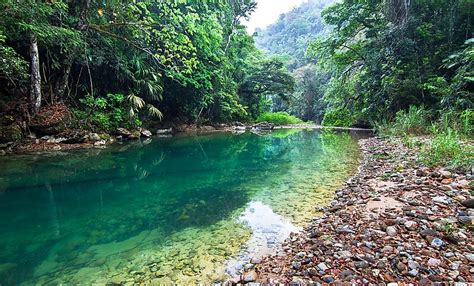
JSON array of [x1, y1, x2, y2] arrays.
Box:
[[375, 105, 473, 171], [256, 112, 303, 125]]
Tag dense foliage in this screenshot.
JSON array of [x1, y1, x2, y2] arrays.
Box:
[[255, 0, 473, 130], [256, 112, 303, 126], [308, 0, 473, 127], [0, 0, 295, 131]]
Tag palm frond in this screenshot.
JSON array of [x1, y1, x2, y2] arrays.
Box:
[[147, 104, 163, 120], [127, 94, 145, 109], [128, 106, 135, 118]]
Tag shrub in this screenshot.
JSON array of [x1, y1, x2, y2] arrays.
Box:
[[74, 93, 141, 131], [322, 107, 353, 127], [392, 105, 431, 135], [256, 112, 303, 125], [420, 128, 474, 171], [436, 109, 474, 138]]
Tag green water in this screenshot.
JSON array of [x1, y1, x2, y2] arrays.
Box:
[[0, 129, 366, 285]]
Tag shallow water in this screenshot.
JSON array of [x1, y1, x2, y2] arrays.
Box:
[[0, 129, 367, 284]]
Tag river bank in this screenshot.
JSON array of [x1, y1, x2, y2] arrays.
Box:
[[241, 137, 473, 284], [0, 121, 372, 155]]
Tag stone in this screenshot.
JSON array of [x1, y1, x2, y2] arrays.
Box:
[[156, 128, 173, 135], [317, 262, 329, 272], [339, 269, 354, 280], [336, 225, 355, 234], [404, 221, 418, 230], [0, 150, 5, 156], [458, 216, 473, 225], [386, 226, 397, 236], [94, 140, 106, 146], [308, 268, 318, 277], [420, 228, 439, 239], [89, 133, 101, 141], [455, 195, 467, 202], [322, 276, 334, 283], [272, 267, 282, 274], [432, 196, 451, 204], [445, 252, 455, 258], [427, 258, 441, 267], [408, 260, 419, 270], [292, 261, 302, 270], [439, 170, 452, 178], [415, 169, 426, 176], [354, 260, 369, 269], [461, 199, 474, 209], [117, 128, 132, 137], [243, 270, 257, 283], [141, 129, 152, 138], [465, 253, 474, 262], [430, 238, 444, 248], [339, 250, 352, 259], [128, 130, 141, 140], [252, 121, 274, 131], [250, 257, 261, 264], [408, 269, 419, 277]]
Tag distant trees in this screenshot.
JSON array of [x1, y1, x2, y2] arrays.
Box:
[[256, 0, 473, 127], [254, 0, 335, 70]]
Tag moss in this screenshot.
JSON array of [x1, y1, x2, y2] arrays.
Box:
[[0, 124, 23, 143]]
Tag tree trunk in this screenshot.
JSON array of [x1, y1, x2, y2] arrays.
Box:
[[53, 58, 72, 101], [54, 0, 90, 100], [29, 32, 42, 114]]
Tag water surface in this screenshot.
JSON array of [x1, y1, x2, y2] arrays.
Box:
[[0, 129, 366, 284]]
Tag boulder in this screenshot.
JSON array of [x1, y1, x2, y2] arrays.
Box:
[[29, 103, 70, 135], [156, 128, 173, 135], [94, 140, 106, 147], [461, 199, 474, 209], [200, 125, 216, 132], [140, 129, 152, 138], [88, 133, 101, 141], [252, 121, 275, 131], [128, 130, 141, 140], [57, 130, 87, 144], [116, 128, 132, 137]]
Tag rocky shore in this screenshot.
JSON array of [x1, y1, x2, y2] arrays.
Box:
[[243, 137, 473, 284], [0, 120, 295, 155]]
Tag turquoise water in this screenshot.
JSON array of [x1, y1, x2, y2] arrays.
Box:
[[0, 129, 366, 284]]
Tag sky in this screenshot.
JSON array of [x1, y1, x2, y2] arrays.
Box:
[[244, 0, 305, 33]]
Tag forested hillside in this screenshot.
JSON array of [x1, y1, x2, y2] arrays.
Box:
[[0, 0, 294, 143], [254, 0, 334, 70], [255, 0, 472, 130], [253, 0, 334, 122]]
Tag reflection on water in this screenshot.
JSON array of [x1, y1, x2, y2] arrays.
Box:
[[0, 129, 368, 284], [225, 201, 300, 277]]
